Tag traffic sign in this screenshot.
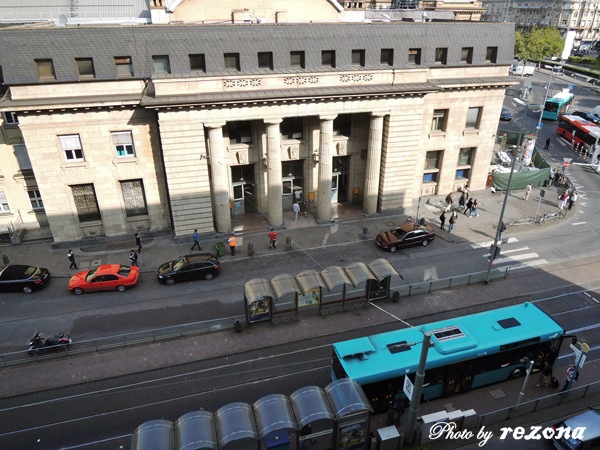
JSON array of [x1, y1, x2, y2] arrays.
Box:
[[564, 157, 572, 169], [403, 374, 414, 400]]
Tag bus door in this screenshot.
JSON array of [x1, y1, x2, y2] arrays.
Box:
[[443, 364, 474, 395]]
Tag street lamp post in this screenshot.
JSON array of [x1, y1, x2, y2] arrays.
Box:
[[485, 100, 543, 283], [535, 68, 554, 141], [515, 357, 535, 411]]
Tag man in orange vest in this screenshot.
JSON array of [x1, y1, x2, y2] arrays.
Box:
[[227, 233, 237, 256]]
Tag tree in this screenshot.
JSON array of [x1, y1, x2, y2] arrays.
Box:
[[514, 27, 564, 62]]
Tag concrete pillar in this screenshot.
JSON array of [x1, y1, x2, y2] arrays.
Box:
[[317, 115, 337, 222], [363, 113, 386, 216], [265, 118, 284, 227], [205, 123, 232, 233]]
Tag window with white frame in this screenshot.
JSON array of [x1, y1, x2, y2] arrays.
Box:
[[120, 179, 148, 217], [112, 131, 135, 158], [431, 109, 448, 132], [59, 135, 84, 161], [2, 111, 18, 125], [0, 192, 10, 213], [13, 144, 32, 171], [466, 107, 482, 129], [27, 189, 44, 210], [71, 184, 101, 222]]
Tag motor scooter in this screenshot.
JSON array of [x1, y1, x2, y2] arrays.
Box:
[[28, 330, 72, 355]]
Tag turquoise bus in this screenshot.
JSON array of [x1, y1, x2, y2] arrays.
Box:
[[543, 91, 574, 120], [331, 303, 567, 413]]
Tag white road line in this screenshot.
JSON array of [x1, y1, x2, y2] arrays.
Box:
[[483, 246, 530, 257], [572, 221, 587, 225], [471, 237, 519, 249], [494, 252, 540, 265], [509, 259, 549, 270]]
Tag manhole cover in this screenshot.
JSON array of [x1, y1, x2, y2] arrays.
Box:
[[489, 388, 506, 400]]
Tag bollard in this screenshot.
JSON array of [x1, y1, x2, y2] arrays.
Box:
[[286, 235, 293, 248], [363, 226, 368, 235], [234, 320, 242, 333], [392, 291, 400, 303], [247, 241, 254, 256]]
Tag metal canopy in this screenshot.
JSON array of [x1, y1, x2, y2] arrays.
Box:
[[325, 379, 373, 418], [289, 386, 335, 429], [367, 258, 399, 282], [253, 394, 298, 438], [131, 419, 174, 450], [296, 269, 326, 295], [344, 262, 376, 287], [244, 278, 275, 302], [175, 411, 217, 450], [320, 266, 352, 291], [215, 402, 258, 448], [271, 273, 300, 299]]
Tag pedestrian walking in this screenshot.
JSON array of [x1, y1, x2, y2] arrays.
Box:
[[129, 250, 139, 267], [293, 201, 300, 222], [544, 138, 551, 150], [523, 184, 532, 201], [439, 211, 446, 231], [568, 191, 577, 210], [394, 392, 407, 426], [560, 365, 578, 392], [135, 232, 143, 253], [190, 228, 202, 251], [558, 190, 569, 209], [445, 192, 454, 212], [464, 198, 474, 216], [268, 228, 278, 249], [537, 362, 553, 387], [449, 211, 458, 233], [469, 199, 479, 217], [463, 184, 470, 200], [458, 192, 466, 211], [67, 250, 78, 270], [228, 233, 237, 256]]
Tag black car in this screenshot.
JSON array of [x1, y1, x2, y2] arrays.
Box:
[[571, 110, 600, 124], [499, 108, 512, 121], [376, 223, 436, 252], [0, 265, 51, 294], [157, 254, 220, 285]]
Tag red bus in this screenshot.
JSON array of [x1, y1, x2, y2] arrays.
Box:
[[557, 115, 600, 158]]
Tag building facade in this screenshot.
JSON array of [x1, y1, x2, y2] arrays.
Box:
[[0, 20, 514, 243], [482, 0, 600, 51]]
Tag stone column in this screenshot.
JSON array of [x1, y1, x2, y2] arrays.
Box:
[[206, 123, 231, 233], [317, 115, 337, 222], [265, 118, 284, 227], [363, 113, 385, 216]]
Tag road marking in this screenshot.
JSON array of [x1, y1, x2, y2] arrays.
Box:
[[321, 233, 329, 247], [508, 259, 549, 270], [494, 252, 540, 265], [483, 246, 529, 257], [471, 237, 519, 249], [572, 221, 587, 225]]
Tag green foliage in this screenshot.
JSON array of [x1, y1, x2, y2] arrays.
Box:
[[567, 56, 600, 69], [514, 27, 564, 61]]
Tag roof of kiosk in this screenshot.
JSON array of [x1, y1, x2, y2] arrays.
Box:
[[325, 379, 374, 418], [175, 411, 217, 450], [253, 393, 298, 437], [215, 402, 258, 447], [344, 262, 376, 287], [320, 266, 352, 291], [367, 258, 399, 282], [296, 269, 326, 295], [289, 385, 335, 429], [271, 273, 300, 299], [244, 278, 275, 302], [131, 419, 174, 450]]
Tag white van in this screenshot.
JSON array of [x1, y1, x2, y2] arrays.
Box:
[[594, 105, 600, 117]]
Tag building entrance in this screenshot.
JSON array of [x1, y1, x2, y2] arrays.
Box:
[[231, 165, 256, 216], [332, 157, 349, 204]]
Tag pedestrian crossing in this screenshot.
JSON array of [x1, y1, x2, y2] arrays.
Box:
[[472, 237, 548, 271]]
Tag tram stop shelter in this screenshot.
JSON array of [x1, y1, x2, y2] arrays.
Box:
[[132, 419, 174, 450], [253, 394, 298, 450], [175, 410, 217, 450], [244, 259, 399, 324], [290, 385, 336, 449], [215, 402, 259, 450]]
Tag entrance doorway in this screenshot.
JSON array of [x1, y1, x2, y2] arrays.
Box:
[[332, 157, 349, 204], [282, 160, 304, 210], [231, 165, 256, 216]]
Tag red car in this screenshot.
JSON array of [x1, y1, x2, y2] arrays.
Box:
[[68, 264, 140, 295]]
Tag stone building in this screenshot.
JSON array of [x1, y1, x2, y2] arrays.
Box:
[[0, 17, 514, 243]]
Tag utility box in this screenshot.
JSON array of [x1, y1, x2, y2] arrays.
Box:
[[377, 426, 400, 450]]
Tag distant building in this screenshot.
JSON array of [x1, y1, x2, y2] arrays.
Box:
[[0, 1, 513, 243]]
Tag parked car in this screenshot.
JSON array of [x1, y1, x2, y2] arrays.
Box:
[[157, 254, 220, 285], [551, 408, 600, 450], [500, 108, 512, 121], [571, 110, 600, 124], [68, 264, 140, 295], [376, 223, 436, 252], [552, 66, 565, 76], [0, 265, 51, 294]]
